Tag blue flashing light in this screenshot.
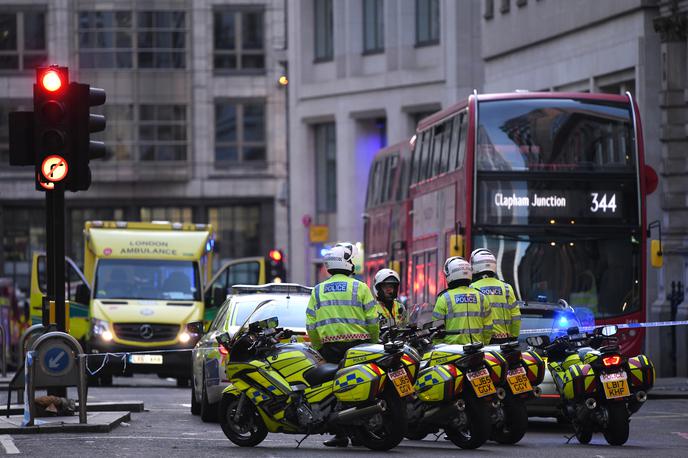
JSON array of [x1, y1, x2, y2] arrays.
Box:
[[320, 248, 329, 257], [558, 316, 569, 328]]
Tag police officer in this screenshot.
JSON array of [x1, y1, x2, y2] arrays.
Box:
[[306, 242, 379, 448], [470, 248, 521, 343], [373, 268, 407, 329], [433, 257, 493, 345]]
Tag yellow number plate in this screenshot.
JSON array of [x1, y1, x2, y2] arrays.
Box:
[[601, 371, 630, 399], [129, 354, 163, 365], [389, 368, 415, 397], [467, 368, 496, 398], [506, 367, 533, 395]]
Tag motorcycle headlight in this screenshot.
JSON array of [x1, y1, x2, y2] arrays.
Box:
[[92, 319, 113, 342]]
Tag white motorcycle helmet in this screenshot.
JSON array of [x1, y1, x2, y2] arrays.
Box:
[[373, 268, 400, 301], [324, 244, 355, 274], [470, 248, 497, 275], [443, 257, 472, 283]]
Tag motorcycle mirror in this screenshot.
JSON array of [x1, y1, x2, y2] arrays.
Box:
[[567, 326, 580, 336], [600, 325, 618, 337], [216, 332, 231, 349], [526, 336, 542, 347]]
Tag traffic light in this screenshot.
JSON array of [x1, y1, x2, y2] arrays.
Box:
[[33, 66, 71, 189], [266, 249, 287, 283], [65, 82, 106, 191]]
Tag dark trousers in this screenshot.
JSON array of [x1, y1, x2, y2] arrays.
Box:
[[490, 336, 512, 344], [319, 340, 368, 365]]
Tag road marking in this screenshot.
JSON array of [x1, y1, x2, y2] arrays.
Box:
[[635, 413, 688, 420], [672, 432, 688, 440], [0, 435, 19, 454]]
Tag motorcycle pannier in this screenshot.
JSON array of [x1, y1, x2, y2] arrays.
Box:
[[521, 350, 546, 385], [414, 364, 464, 402], [483, 350, 507, 385], [626, 355, 655, 391], [333, 364, 383, 402], [562, 364, 597, 400]]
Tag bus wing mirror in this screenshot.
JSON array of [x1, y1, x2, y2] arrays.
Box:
[[651, 239, 663, 268], [449, 234, 464, 257]]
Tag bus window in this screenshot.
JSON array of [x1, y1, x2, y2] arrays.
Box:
[[448, 115, 460, 170], [431, 123, 443, 177], [397, 152, 410, 200], [418, 130, 431, 182], [371, 160, 382, 205], [412, 253, 426, 305], [381, 156, 391, 203], [439, 119, 453, 174], [411, 135, 422, 184], [427, 251, 437, 299], [457, 111, 467, 168], [387, 154, 399, 202]]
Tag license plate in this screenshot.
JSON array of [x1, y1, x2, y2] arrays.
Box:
[[467, 368, 496, 398], [388, 368, 415, 397], [129, 354, 163, 365], [506, 366, 533, 395], [601, 371, 630, 399]]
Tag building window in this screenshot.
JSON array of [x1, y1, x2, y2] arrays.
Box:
[[484, 0, 494, 20], [140, 206, 193, 223], [139, 105, 187, 161], [0, 10, 46, 71], [0, 99, 32, 165], [416, 0, 439, 46], [314, 122, 337, 214], [215, 100, 266, 164], [208, 206, 262, 259], [363, 0, 384, 54], [516, 0, 527, 7], [69, 208, 124, 262], [78, 10, 185, 69], [314, 0, 333, 61], [500, 0, 510, 14], [92, 104, 135, 161], [213, 8, 265, 71]]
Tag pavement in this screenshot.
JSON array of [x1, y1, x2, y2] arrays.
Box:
[[648, 377, 688, 399]]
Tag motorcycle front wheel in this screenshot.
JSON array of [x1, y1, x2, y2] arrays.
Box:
[[354, 389, 407, 451], [219, 394, 268, 447], [491, 396, 528, 444], [445, 391, 491, 450]]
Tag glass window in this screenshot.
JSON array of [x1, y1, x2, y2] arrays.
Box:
[[416, 0, 439, 46], [215, 100, 266, 164], [477, 99, 635, 172], [430, 123, 444, 176], [363, 0, 384, 53], [94, 259, 200, 301], [91, 104, 135, 162], [213, 8, 265, 71], [314, 122, 337, 214], [139, 104, 187, 161], [417, 129, 431, 182], [227, 261, 261, 286], [314, 0, 333, 61], [448, 115, 460, 171], [208, 206, 263, 260], [232, 296, 310, 329], [0, 10, 47, 71], [78, 10, 185, 69]]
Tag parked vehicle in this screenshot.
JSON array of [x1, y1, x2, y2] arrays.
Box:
[[527, 325, 654, 445], [216, 300, 410, 450], [188, 283, 311, 422]]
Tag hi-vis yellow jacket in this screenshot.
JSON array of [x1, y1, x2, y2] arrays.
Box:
[[306, 274, 379, 350], [376, 300, 407, 328], [432, 286, 493, 345], [470, 277, 520, 339]]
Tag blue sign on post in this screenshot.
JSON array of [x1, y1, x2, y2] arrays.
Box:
[[43, 346, 69, 374]]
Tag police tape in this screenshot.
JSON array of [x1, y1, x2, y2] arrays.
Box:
[[519, 319, 688, 335]]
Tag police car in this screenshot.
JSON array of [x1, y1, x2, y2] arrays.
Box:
[[188, 283, 311, 422]]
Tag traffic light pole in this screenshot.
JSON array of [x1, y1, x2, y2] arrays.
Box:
[[43, 189, 54, 327]]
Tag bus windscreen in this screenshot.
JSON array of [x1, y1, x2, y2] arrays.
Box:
[[477, 98, 635, 172]]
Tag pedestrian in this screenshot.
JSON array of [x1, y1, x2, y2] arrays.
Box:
[[305, 242, 379, 448], [373, 268, 407, 329], [433, 257, 493, 345], [470, 248, 520, 344]]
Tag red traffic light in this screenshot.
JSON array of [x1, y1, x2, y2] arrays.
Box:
[[268, 249, 283, 262], [41, 70, 63, 92]]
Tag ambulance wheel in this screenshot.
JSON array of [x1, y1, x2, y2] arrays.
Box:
[[354, 389, 407, 451], [491, 397, 528, 444], [603, 403, 629, 446], [220, 394, 267, 447], [191, 384, 201, 415], [200, 374, 217, 422], [445, 392, 491, 449]]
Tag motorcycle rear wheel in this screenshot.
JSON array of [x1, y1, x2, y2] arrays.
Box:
[[445, 391, 491, 449], [354, 390, 407, 451], [573, 421, 592, 444], [603, 403, 629, 446], [219, 394, 268, 447], [491, 397, 528, 444]]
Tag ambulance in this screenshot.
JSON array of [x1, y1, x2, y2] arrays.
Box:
[[30, 221, 214, 386]]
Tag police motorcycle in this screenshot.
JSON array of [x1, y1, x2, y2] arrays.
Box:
[[526, 325, 654, 445], [480, 340, 545, 444], [215, 300, 410, 450], [380, 321, 497, 449]]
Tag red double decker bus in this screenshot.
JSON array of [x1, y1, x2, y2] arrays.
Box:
[[364, 92, 658, 355]]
